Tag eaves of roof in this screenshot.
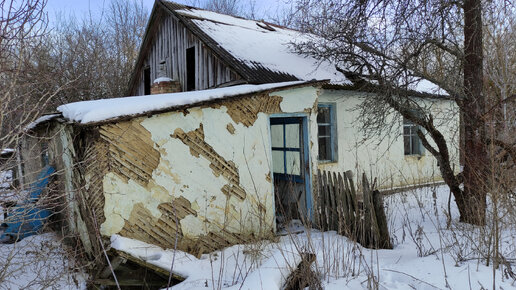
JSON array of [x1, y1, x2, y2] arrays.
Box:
[[72, 79, 328, 127]]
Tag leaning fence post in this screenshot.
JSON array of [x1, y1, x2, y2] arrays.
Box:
[[337, 172, 347, 234], [330, 172, 338, 230], [373, 189, 392, 249]]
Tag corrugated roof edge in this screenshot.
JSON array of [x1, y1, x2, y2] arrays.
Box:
[[322, 79, 454, 100], [68, 79, 328, 127]]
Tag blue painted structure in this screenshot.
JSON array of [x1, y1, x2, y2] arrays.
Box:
[[1, 165, 55, 243]]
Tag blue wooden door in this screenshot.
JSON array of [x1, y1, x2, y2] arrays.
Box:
[[270, 117, 311, 225]]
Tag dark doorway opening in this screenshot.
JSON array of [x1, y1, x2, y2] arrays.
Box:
[[186, 47, 195, 91], [270, 116, 312, 230], [143, 67, 151, 95]]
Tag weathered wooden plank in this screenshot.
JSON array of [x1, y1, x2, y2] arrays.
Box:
[[116, 250, 185, 280], [316, 169, 323, 229], [346, 170, 357, 213], [317, 169, 391, 249], [331, 172, 339, 230], [337, 172, 349, 235], [362, 173, 372, 246], [323, 171, 331, 231], [372, 189, 392, 249], [134, 11, 242, 94]]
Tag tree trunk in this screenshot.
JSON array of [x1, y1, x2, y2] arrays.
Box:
[[461, 0, 487, 225]]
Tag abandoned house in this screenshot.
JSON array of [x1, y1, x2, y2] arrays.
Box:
[[20, 0, 460, 259]]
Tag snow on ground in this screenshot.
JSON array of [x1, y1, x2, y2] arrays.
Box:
[[57, 81, 305, 124], [0, 170, 12, 189], [0, 232, 86, 289], [1, 184, 514, 289], [112, 185, 516, 289]]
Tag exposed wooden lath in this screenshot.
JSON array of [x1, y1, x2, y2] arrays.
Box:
[[171, 124, 246, 200], [118, 197, 249, 257], [119, 197, 196, 251], [210, 93, 283, 127], [83, 138, 109, 225], [99, 121, 160, 187]]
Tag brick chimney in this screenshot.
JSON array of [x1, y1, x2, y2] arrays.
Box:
[[151, 60, 182, 94]]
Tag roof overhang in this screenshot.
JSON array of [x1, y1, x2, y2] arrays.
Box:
[[62, 80, 328, 127]]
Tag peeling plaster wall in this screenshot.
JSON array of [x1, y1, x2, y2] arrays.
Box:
[[318, 89, 460, 189], [98, 86, 319, 255]]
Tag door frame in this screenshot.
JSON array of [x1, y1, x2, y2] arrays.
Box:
[[269, 113, 313, 222]]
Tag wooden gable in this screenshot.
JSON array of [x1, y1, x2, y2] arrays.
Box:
[[129, 2, 243, 96]]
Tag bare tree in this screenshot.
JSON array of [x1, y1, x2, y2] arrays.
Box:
[[0, 0, 52, 145], [484, 5, 516, 138], [287, 0, 515, 225], [187, 0, 260, 19], [0, 1, 83, 287], [28, 0, 148, 106], [0, 1, 147, 285]]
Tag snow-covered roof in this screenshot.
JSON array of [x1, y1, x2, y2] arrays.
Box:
[[25, 114, 61, 131], [172, 6, 350, 85], [1, 148, 15, 155], [157, 1, 446, 96], [58, 81, 315, 124]]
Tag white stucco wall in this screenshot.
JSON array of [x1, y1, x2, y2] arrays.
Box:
[[99, 86, 320, 242], [318, 89, 460, 189]]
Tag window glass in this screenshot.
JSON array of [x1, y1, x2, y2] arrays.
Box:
[[317, 106, 331, 123], [317, 104, 336, 161], [286, 151, 301, 175], [272, 151, 284, 173], [270, 118, 303, 180], [271, 124, 283, 148], [285, 124, 300, 149], [318, 125, 330, 137], [403, 117, 422, 155], [404, 135, 411, 154], [318, 136, 331, 160]]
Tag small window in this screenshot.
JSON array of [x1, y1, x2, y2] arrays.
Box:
[[317, 104, 337, 162], [186, 47, 195, 91], [143, 67, 151, 95], [403, 117, 423, 155]]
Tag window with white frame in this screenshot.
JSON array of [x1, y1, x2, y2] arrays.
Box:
[[317, 104, 337, 161], [403, 117, 423, 155]]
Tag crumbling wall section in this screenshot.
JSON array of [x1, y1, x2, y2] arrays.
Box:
[[95, 86, 319, 256]]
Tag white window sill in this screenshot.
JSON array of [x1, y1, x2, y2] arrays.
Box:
[[318, 160, 338, 165]]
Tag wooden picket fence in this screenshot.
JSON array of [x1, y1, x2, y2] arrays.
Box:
[[316, 169, 392, 249]]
